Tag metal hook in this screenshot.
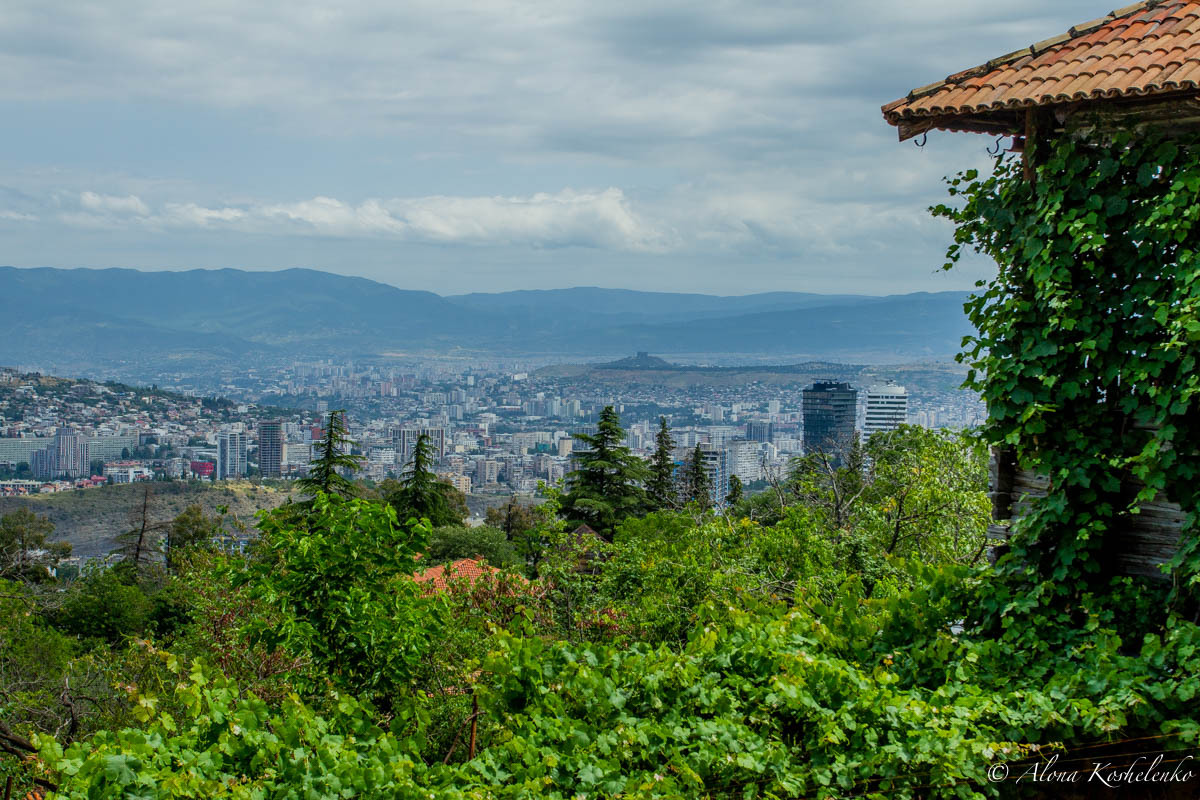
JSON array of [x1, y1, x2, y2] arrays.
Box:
[[987, 136, 1005, 156], [914, 132, 928, 148]]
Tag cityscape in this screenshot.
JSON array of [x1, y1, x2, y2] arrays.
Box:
[[0, 355, 984, 512]]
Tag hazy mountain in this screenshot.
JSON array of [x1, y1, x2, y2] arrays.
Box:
[[0, 267, 488, 350], [558, 292, 973, 359], [447, 287, 875, 326], [0, 267, 972, 367]]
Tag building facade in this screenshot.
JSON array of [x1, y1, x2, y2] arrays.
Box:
[[258, 420, 284, 478], [217, 430, 247, 480], [863, 382, 909, 438], [802, 381, 858, 463]]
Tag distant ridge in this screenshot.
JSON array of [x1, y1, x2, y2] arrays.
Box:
[[0, 266, 973, 371]]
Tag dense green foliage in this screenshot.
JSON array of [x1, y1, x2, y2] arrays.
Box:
[[934, 130, 1200, 600], [0, 508, 68, 582], [427, 524, 524, 569], [246, 493, 437, 709]]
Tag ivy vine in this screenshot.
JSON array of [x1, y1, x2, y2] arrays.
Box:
[[934, 127, 1200, 614]]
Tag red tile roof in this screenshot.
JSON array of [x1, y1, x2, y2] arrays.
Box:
[[412, 557, 501, 592], [883, 1, 1200, 139]]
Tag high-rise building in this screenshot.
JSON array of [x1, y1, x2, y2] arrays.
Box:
[[728, 440, 766, 483], [864, 382, 909, 438], [746, 421, 773, 443], [217, 430, 247, 480], [30, 428, 90, 479], [258, 421, 284, 478], [696, 444, 730, 506], [802, 381, 858, 463]]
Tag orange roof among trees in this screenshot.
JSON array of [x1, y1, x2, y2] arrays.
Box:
[[883, 1, 1200, 140], [412, 557, 501, 592]]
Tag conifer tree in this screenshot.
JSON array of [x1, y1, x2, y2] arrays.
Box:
[[725, 474, 744, 507], [684, 443, 711, 507], [648, 416, 677, 510], [385, 433, 463, 527], [561, 406, 649, 536], [298, 410, 362, 499]]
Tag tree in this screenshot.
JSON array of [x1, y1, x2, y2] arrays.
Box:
[[114, 483, 168, 580], [384, 434, 465, 528], [860, 426, 990, 566], [725, 474, 743, 507], [297, 410, 362, 499], [427, 525, 523, 569], [485, 495, 537, 540], [560, 406, 649, 537], [647, 417, 677, 510], [165, 504, 219, 573], [683, 444, 710, 506], [249, 493, 437, 708], [0, 508, 69, 582]]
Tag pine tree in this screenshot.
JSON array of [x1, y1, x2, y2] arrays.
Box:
[[725, 473, 744, 507], [647, 416, 677, 510], [684, 443, 711, 507], [385, 433, 463, 527], [561, 406, 649, 536], [298, 410, 362, 499]]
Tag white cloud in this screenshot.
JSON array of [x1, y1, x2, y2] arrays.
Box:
[[55, 187, 671, 252], [79, 191, 150, 216]]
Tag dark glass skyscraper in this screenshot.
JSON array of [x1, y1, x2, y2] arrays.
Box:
[[258, 421, 284, 478], [802, 381, 858, 463]]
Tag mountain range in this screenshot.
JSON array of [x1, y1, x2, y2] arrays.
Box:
[[0, 267, 974, 369]]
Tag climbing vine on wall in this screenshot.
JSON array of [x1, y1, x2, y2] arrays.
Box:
[[934, 129, 1200, 605]]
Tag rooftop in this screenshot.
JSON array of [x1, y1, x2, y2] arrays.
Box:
[[883, 1, 1200, 140]]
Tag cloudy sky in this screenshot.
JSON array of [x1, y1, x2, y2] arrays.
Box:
[[0, 1, 1105, 295]]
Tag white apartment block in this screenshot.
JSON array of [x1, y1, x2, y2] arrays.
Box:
[[864, 382, 909, 438]]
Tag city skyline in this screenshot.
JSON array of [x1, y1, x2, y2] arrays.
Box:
[[0, 1, 1106, 294]]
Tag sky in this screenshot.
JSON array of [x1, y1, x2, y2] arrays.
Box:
[[0, 0, 1108, 295]]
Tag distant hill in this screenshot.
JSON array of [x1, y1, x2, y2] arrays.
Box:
[[0, 266, 973, 368], [596, 352, 678, 370]]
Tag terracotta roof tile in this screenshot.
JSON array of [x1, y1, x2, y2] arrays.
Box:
[[413, 557, 502, 593], [884, 1, 1200, 135]]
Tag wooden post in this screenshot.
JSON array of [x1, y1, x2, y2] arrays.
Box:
[[468, 693, 479, 760], [3, 775, 13, 800], [1023, 108, 1037, 183]]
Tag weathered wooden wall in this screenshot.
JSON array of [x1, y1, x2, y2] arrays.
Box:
[[987, 447, 1185, 581]]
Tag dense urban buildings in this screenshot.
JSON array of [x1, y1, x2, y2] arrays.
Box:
[[0, 359, 985, 503]]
